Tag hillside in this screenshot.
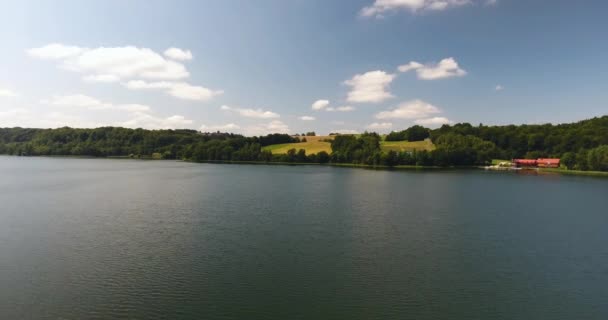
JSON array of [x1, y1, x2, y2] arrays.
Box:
[[262, 136, 436, 155], [262, 136, 332, 154]]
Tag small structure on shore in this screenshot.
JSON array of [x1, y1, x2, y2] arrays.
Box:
[[485, 158, 561, 171], [513, 158, 560, 168]]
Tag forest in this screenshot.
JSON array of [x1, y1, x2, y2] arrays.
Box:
[[0, 115, 607, 171]]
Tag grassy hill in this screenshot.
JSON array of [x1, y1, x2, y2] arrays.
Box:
[[263, 136, 435, 155], [381, 139, 436, 152], [263, 136, 332, 154]]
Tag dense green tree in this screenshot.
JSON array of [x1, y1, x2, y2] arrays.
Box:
[[1, 115, 607, 171]]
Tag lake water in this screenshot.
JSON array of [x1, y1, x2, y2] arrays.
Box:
[[1, 156, 607, 319]]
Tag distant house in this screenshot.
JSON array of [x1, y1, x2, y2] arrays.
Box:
[[512, 158, 560, 168], [513, 159, 538, 167], [536, 158, 560, 168]]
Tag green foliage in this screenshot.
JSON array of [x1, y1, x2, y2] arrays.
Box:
[[1, 115, 607, 171], [586, 145, 608, 171], [431, 134, 498, 166], [330, 132, 381, 165], [386, 125, 430, 141]]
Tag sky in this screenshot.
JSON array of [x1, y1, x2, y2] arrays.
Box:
[[0, 0, 607, 135]]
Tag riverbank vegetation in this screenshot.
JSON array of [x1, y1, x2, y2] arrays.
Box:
[[0, 116, 607, 172]]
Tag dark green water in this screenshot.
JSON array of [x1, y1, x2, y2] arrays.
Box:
[[1, 156, 607, 319]]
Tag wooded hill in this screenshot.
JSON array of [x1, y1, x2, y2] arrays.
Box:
[[0, 115, 607, 171]]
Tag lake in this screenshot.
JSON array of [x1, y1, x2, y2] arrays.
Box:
[[1, 156, 607, 319]]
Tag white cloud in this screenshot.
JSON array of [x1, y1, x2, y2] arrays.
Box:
[[26, 43, 86, 60], [124, 80, 223, 101], [299, 116, 316, 121], [220, 105, 280, 119], [28, 44, 222, 102], [164, 48, 193, 61], [398, 57, 466, 80], [124, 80, 173, 89], [200, 123, 240, 132], [0, 108, 32, 126], [83, 74, 120, 83], [166, 83, 223, 101], [242, 120, 290, 136], [0, 88, 18, 97], [345, 70, 395, 103], [414, 117, 453, 126], [326, 106, 355, 112], [266, 120, 290, 133], [118, 112, 194, 129], [0, 108, 104, 129], [45, 94, 150, 112], [397, 61, 424, 73], [495, 84, 504, 91], [311, 99, 330, 110], [485, 0, 498, 6], [0, 103, 194, 130], [375, 99, 441, 119], [366, 122, 393, 130], [360, 0, 472, 17], [330, 129, 359, 135], [27, 44, 190, 81]]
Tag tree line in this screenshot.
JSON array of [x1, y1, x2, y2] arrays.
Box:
[[0, 115, 607, 171]]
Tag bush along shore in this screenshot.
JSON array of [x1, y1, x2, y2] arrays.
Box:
[[0, 116, 607, 174]]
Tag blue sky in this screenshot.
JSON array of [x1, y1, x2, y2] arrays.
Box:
[[0, 0, 607, 135]]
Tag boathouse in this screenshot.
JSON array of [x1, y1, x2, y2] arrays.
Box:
[[512, 158, 560, 168], [536, 158, 560, 168]]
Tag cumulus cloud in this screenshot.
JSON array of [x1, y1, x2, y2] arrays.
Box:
[[360, 0, 472, 17], [118, 112, 194, 129], [200, 123, 240, 132], [220, 105, 280, 119], [344, 70, 395, 103], [495, 84, 504, 91], [311, 99, 330, 110], [83, 74, 120, 83], [0, 102, 194, 130], [414, 117, 453, 126], [299, 116, 315, 121], [0, 108, 106, 129], [26, 43, 86, 60], [164, 48, 193, 61], [0, 108, 33, 126], [326, 106, 355, 112], [375, 99, 441, 119], [330, 129, 359, 135], [27, 44, 189, 80], [366, 122, 393, 130], [165, 83, 223, 101], [45, 94, 150, 112], [124, 80, 223, 101], [242, 120, 290, 136], [398, 57, 466, 80], [0, 88, 18, 97], [27, 44, 222, 102]]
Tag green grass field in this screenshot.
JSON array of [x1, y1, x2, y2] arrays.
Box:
[[380, 139, 436, 153], [262, 136, 332, 154], [263, 136, 436, 155]]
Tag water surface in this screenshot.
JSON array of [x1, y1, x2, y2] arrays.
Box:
[[1, 156, 607, 319]]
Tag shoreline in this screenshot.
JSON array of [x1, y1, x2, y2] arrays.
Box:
[[1, 154, 607, 177]]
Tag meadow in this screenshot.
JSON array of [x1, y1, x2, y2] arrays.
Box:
[[262, 136, 436, 155]]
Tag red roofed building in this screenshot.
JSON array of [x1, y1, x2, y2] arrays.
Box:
[[513, 159, 538, 167], [536, 158, 560, 168], [512, 158, 560, 168]]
